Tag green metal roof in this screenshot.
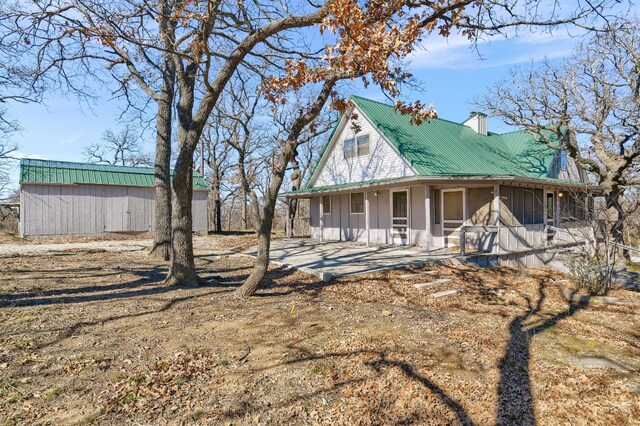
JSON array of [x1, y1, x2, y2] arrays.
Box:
[[349, 95, 559, 180], [20, 159, 208, 190]]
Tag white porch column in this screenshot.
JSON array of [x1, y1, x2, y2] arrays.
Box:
[[493, 184, 501, 253], [408, 186, 412, 245], [285, 197, 291, 238], [553, 190, 560, 226], [424, 184, 432, 252], [319, 195, 324, 242], [365, 191, 370, 246]]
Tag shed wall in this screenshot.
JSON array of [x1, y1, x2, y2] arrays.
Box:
[[21, 183, 207, 237]]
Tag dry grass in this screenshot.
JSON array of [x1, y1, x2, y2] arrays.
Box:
[[0, 235, 638, 425]]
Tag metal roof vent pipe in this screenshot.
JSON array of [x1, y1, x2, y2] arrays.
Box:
[[463, 112, 488, 136]]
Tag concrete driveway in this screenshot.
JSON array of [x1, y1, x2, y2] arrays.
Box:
[[244, 238, 459, 282]]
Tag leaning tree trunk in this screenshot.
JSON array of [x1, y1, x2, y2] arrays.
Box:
[[234, 78, 338, 297], [607, 187, 629, 260], [149, 1, 175, 261], [287, 155, 302, 236], [234, 187, 280, 297]]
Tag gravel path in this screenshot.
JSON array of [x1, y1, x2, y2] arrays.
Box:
[[0, 239, 153, 256], [0, 235, 252, 256]]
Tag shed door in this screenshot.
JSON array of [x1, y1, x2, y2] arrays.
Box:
[[127, 188, 151, 232], [104, 189, 129, 232]]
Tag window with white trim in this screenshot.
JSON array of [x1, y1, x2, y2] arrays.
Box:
[[343, 134, 370, 159], [350, 192, 364, 214], [322, 196, 331, 215]]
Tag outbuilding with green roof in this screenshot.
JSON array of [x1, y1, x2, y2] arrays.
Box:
[[285, 96, 596, 254], [19, 159, 208, 237]]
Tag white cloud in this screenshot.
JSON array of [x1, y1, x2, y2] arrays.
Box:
[[409, 29, 579, 70]]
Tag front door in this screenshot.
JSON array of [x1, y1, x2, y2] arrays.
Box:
[[391, 190, 408, 245], [441, 189, 465, 248]]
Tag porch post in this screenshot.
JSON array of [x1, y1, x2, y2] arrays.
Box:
[[365, 191, 370, 246], [424, 184, 432, 252], [553, 189, 560, 226], [543, 190, 548, 248], [285, 197, 292, 238], [408, 186, 412, 245], [319, 195, 324, 242], [493, 184, 501, 253]]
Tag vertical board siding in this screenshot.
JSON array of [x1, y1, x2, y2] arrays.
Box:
[[410, 185, 426, 246], [312, 107, 415, 188], [310, 197, 320, 239], [21, 183, 209, 237], [192, 191, 208, 234], [340, 194, 349, 241]]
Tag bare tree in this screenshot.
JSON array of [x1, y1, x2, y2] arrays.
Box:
[[201, 120, 233, 233], [479, 19, 640, 258], [283, 93, 337, 235], [83, 126, 151, 166], [1, 0, 616, 287], [0, 137, 17, 200], [1, 0, 177, 260]]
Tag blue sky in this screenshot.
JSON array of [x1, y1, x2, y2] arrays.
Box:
[[1, 25, 603, 187]]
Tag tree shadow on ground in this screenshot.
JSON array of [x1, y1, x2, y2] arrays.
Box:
[[217, 348, 477, 425], [495, 279, 588, 425]]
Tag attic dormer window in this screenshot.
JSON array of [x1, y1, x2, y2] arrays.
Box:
[[560, 150, 568, 171], [343, 134, 370, 159]]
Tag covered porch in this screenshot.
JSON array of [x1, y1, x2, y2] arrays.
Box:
[[285, 176, 595, 256]]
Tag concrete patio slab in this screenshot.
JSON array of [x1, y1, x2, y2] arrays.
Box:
[[243, 238, 460, 282]]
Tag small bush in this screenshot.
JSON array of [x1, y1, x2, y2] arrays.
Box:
[[566, 253, 611, 295]]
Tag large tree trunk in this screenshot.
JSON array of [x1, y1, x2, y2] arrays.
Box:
[[165, 62, 201, 287], [241, 188, 248, 230], [166, 152, 199, 286], [607, 187, 629, 260], [149, 0, 175, 261], [149, 84, 174, 260]]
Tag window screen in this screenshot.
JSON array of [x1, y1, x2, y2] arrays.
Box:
[[356, 135, 370, 156], [350, 192, 364, 214], [468, 187, 493, 225], [512, 186, 524, 224], [343, 138, 355, 159], [523, 189, 534, 224], [434, 189, 441, 224], [533, 189, 544, 224], [322, 196, 331, 215], [500, 185, 513, 225]]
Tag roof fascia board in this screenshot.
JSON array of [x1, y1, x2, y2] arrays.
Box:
[[306, 106, 352, 188], [284, 175, 601, 198]]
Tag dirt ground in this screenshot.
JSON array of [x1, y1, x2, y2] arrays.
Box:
[[0, 235, 639, 425]]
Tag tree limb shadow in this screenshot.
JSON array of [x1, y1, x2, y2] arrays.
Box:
[[496, 280, 588, 425]]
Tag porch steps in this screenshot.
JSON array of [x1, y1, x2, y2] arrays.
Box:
[[400, 271, 438, 280], [431, 289, 463, 298], [413, 278, 452, 290]]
